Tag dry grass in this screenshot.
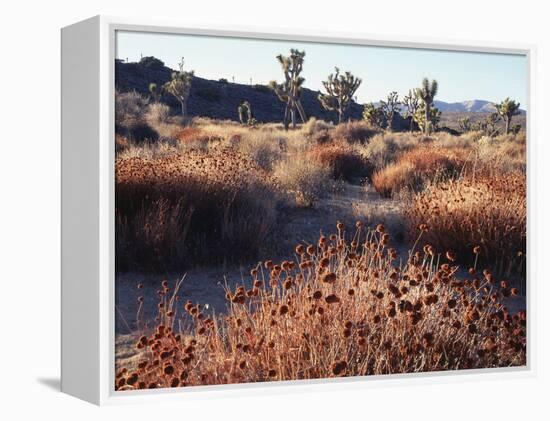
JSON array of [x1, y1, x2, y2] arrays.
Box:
[[273, 155, 337, 207], [309, 141, 373, 182], [116, 148, 279, 271], [115, 223, 526, 390], [372, 146, 468, 197], [114, 113, 526, 277], [236, 131, 285, 171], [331, 121, 381, 143], [361, 132, 419, 171], [404, 173, 526, 276]]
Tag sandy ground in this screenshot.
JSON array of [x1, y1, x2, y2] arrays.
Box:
[[115, 183, 404, 332]]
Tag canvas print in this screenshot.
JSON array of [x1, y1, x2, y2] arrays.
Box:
[[114, 30, 527, 391]]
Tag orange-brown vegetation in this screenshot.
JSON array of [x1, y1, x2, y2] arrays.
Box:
[[372, 146, 468, 197], [404, 173, 526, 275], [309, 141, 373, 182], [115, 148, 279, 271], [115, 223, 526, 390]]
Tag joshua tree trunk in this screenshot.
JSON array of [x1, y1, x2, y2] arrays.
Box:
[[290, 107, 296, 128], [409, 117, 414, 132], [337, 100, 344, 124], [283, 105, 290, 130], [181, 101, 187, 119], [505, 117, 510, 134], [424, 104, 430, 134]]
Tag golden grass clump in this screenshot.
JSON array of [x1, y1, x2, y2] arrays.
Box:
[[273, 154, 337, 208], [115, 223, 526, 390], [115, 148, 279, 271], [372, 146, 468, 197], [404, 172, 526, 275], [331, 121, 381, 144]]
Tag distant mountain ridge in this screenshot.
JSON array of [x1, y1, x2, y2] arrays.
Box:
[[115, 58, 525, 124], [434, 99, 525, 114], [372, 99, 526, 114]]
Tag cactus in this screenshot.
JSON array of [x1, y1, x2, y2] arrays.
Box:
[[268, 49, 307, 130], [495, 98, 521, 134], [458, 116, 472, 133], [415, 78, 438, 134], [362, 103, 384, 128], [402, 89, 420, 132], [238, 101, 254, 125], [163, 57, 194, 118], [318, 67, 362, 124], [379, 91, 400, 131]]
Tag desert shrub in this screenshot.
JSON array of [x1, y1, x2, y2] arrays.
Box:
[[145, 103, 171, 126], [372, 146, 466, 197], [436, 130, 483, 147], [474, 134, 526, 176], [309, 141, 373, 182], [311, 129, 331, 144], [371, 162, 416, 198], [142, 103, 182, 139], [301, 117, 333, 137], [274, 156, 335, 207], [404, 173, 526, 276], [115, 91, 159, 142], [116, 123, 159, 143], [115, 149, 279, 271], [115, 90, 148, 127], [331, 121, 381, 143], [362, 132, 418, 171], [237, 131, 284, 171], [115, 223, 526, 390], [173, 127, 225, 151]]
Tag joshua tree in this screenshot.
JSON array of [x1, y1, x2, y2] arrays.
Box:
[[148, 82, 161, 103], [379, 91, 400, 131], [415, 78, 438, 134], [484, 112, 501, 137], [362, 103, 385, 128], [318, 67, 362, 124], [402, 89, 420, 132], [458, 116, 472, 133], [238, 101, 253, 125], [163, 57, 194, 118], [269, 49, 307, 130], [495, 98, 521, 134], [414, 103, 441, 135]]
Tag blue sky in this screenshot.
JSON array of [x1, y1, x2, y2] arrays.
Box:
[[116, 30, 527, 106]]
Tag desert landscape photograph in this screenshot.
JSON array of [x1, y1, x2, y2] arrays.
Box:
[[113, 31, 527, 391]]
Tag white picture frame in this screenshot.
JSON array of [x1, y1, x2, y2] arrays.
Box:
[[61, 15, 535, 405]]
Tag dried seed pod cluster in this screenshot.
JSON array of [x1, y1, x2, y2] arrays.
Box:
[[115, 223, 526, 390]]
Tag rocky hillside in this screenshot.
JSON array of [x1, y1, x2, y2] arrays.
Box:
[[115, 57, 366, 124]]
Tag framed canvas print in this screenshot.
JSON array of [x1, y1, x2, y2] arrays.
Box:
[[61, 15, 533, 405]]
